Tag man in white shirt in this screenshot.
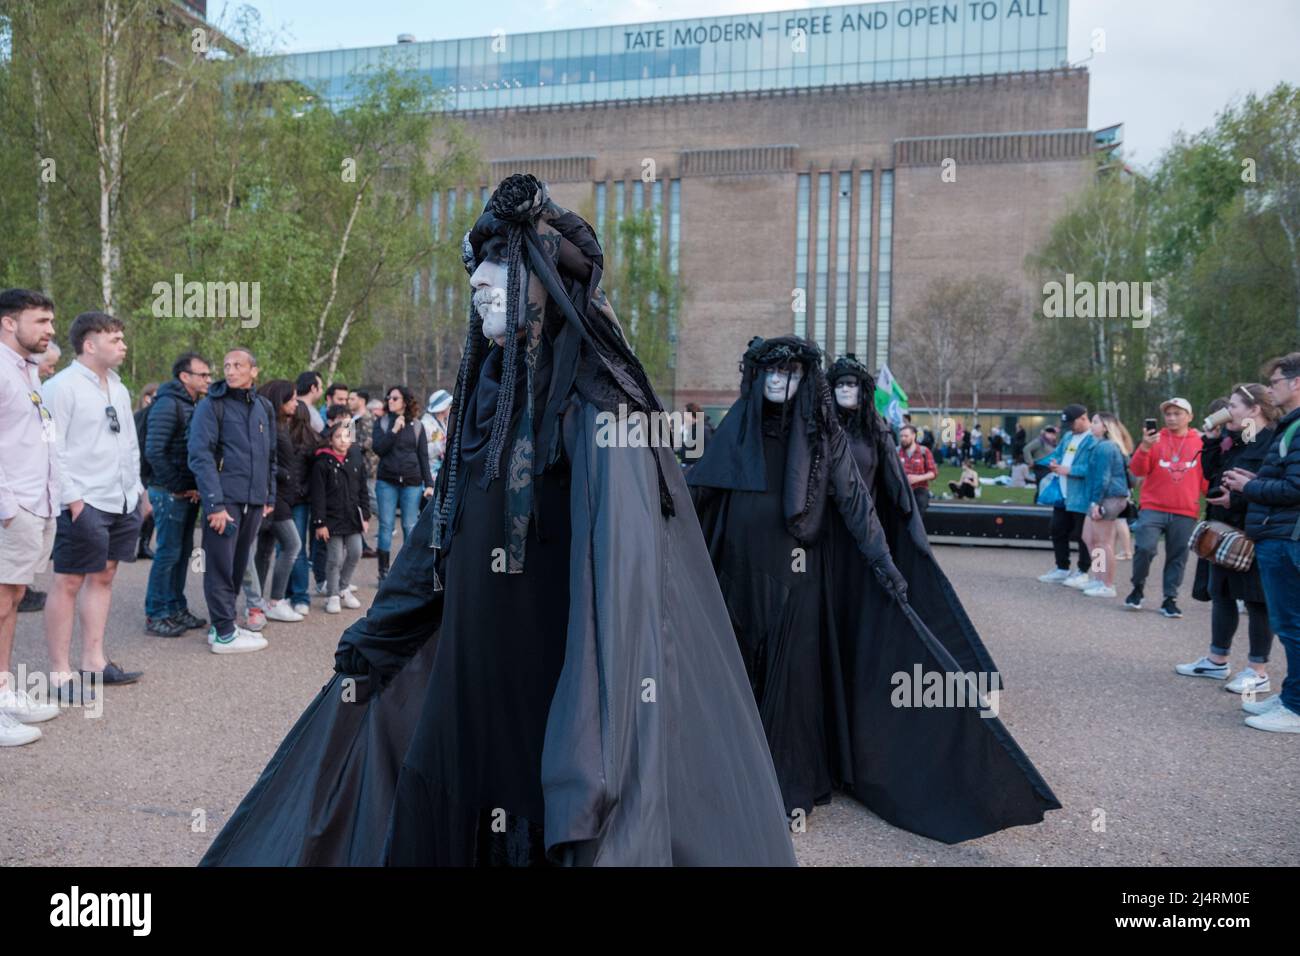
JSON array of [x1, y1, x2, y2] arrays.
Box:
[[41, 311, 149, 700], [0, 289, 62, 744]]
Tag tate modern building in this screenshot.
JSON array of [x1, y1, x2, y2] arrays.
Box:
[[265, 0, 1098, 415]]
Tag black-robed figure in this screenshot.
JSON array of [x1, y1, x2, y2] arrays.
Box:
[[200, 176, 795, 867], [688, 339, 1061, 844]]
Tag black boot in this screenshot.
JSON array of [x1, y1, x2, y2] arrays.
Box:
[[377, 549, 390, 582]]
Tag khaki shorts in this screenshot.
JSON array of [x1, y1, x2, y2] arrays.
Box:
[[0, 507, 57, 586]]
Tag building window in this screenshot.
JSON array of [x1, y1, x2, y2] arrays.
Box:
[[855, 171, 872, 357], [814, 172, 830, 349], [834, 171, 851, 359], [794, 173, 809, 339], [668, 178, 681, 276], [875, 170, 894, 370], [595, 181, 606, 234], [446, 189, 458, 317], [668, 178, 681, 370]]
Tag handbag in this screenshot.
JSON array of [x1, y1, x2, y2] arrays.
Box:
[[1037, 471, 1063, 507], [1189, 520, 1254, 572]]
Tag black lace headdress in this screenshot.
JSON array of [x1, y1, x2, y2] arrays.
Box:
[[430, 174, 673, 572], [827, 353, 885, 439], [687, 335, 837, 543]]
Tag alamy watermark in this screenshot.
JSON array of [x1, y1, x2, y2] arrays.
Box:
[[1042, 273, 1152, 329], [890, 664, 1001, 718], [594, 403, 706, 459], [151, 273, 260, 328], [2, 665, 103, 719]]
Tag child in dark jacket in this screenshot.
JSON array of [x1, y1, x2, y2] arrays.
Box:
[[310, 419, 370, 613]]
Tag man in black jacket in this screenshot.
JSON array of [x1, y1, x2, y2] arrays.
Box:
[[143, 353, 210, 637], [1224, 351, 1300, 733], [187, 348, 275, 654]]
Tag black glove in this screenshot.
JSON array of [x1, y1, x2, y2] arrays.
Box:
[[873, 558, 908, 602]]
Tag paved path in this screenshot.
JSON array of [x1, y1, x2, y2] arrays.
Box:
[[2, 544, 1294, 866]]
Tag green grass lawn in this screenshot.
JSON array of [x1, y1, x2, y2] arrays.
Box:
[[929, 462, 1041, 507]]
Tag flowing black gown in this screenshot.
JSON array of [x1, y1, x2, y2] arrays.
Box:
[[695, 402, 848, 816], [692, 371, 1061, 844], [201, 338, 797, 866]]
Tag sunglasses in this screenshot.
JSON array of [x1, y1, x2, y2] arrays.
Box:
[[105, 405, 120, 433], [28, 391, 51, 423], [388, 395, 403, 402]]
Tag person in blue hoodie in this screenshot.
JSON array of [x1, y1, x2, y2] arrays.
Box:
[[187, 348, 276, 654], [1037, 403, 1097, 588]]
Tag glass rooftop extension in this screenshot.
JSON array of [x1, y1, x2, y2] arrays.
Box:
[[260, 0, 1069, 110]]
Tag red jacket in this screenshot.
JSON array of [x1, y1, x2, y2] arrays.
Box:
[[1130, 428, 1207, 519]]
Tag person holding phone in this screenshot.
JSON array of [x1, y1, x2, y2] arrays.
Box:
[[1125, 398, 1206, 617], [1222, 352, 1300, 733], [1176, 384, 1278, 691]]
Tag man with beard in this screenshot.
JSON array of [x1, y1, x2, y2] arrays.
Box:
[[688, 336, 1060, 844], [0, 289, 61, 743], [201, 175, 794, 867]]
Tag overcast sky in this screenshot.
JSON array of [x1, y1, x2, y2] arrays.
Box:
[[236, 0, 1300, 169]]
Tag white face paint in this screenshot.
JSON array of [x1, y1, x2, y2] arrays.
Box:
[[763, 365, 803, 404], [835, 380, 861, 410], [469, 259, 510, 346]]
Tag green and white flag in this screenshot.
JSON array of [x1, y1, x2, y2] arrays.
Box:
[[874, 364, 908, 429]]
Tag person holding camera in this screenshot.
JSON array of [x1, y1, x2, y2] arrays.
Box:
[[1125, 398, 1206, 617], [1080, 412, 1133, 598], [1175, 384, 1278, 691], [1222, 352, 1300, 733]]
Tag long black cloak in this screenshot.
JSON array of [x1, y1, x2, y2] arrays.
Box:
[[690, 339, 1060, 844], [200, 178, 795, 866]]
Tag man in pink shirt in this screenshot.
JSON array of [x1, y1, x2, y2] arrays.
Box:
[[0, 289, 62, 745]]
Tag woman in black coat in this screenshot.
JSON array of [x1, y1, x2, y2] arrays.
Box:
[[370, 385, 433, 580], [1176, 383, 1279, 693], [253, 380, 311, 623]]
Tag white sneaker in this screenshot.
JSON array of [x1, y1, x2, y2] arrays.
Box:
[[1083, 584, 1117, 598], [1242, 694, 1285, 716], [1062, 572, 1091, 589], [343, 584, 357, 594], [1174, 657, 1229, 680], [209, 627, 268, 655], [1245, 703, 1300, 733], [0, 711, 42, 746], [341, 591, 361, 609], [1038, 568, 1070, 583], [264, 602, 304, 623], [1225, 668, 1270, 695], [292, 603, 310, 616], [0, 686, 60, 724], [325, 596, 341, 614]]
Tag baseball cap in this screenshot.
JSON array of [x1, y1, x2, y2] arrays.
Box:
[[1160, 397, 1193, 415], [1061, 403, 1087, 423]]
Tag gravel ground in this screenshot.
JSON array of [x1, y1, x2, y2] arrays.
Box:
[[1, 543, 1295, 866]]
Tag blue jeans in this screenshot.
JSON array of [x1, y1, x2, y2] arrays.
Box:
[[1254, 538, 1300, 715], [375, 480, 422, 553], [288, 502, 311, 605], [144, 487, 199, 620]]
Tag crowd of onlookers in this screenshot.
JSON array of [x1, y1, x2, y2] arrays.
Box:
[[1030, 355, 1300, 735], [0, 288, 452, 746], [3, 284, 1296, 743]]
